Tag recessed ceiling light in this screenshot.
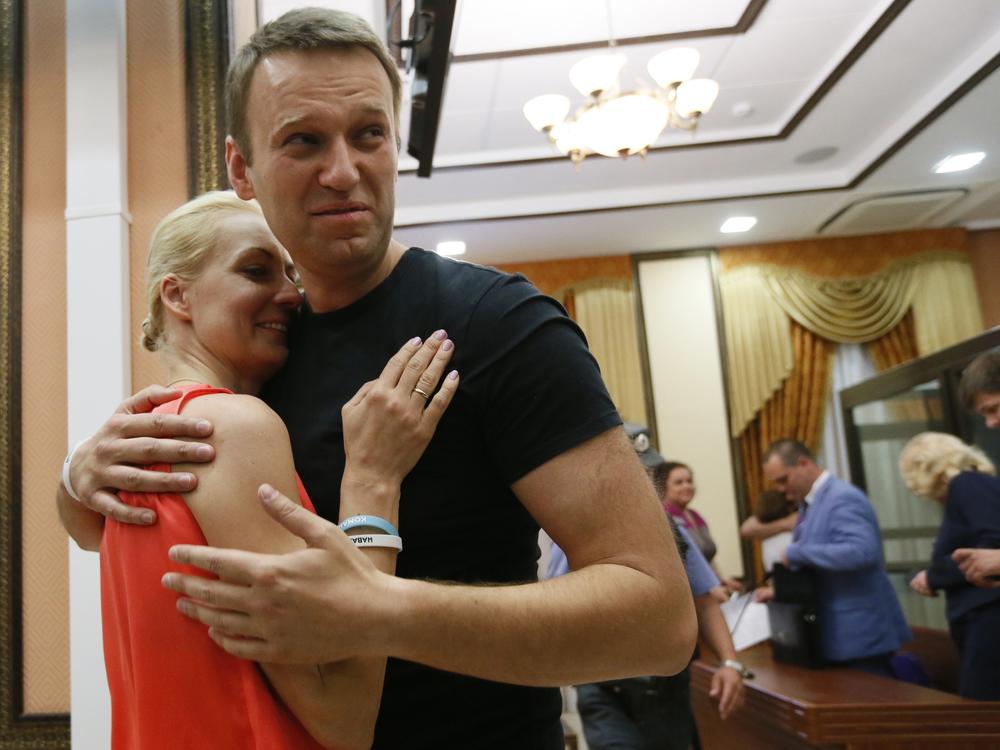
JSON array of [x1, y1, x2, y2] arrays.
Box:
[[720, 216, 757, 233], [934, 151, 985, 174], [794, 146, 839, 164], [436, 241, 466, 256]]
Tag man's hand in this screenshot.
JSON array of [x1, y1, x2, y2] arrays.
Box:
[[753, 585, 775, 603], [909, 569, 935, 597], [709, 667, 745, 720], [69, 384, 215, 525], [163, 484, 390, 664], [952, 548, 1000, 587]]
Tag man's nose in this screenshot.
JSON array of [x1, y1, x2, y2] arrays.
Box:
[[318, 139, 360, 191]]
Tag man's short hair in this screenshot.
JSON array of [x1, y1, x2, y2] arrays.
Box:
[[226, 7, 403, 164], [959, 349, 1000, 410], [763, 438, 814, 467]]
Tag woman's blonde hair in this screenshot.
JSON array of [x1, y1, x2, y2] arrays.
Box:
[[142, 191, 263, 351], [899, 431, 996, 500]]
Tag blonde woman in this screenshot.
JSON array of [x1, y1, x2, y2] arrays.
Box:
[[899, 432, 1000, 700], [59, 191, 458, 748]]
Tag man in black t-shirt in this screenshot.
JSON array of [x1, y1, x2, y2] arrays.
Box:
[[59, 9, 696, 748]]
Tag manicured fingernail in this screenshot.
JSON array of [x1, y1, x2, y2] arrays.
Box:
[[408, 336, 421, 346], [195, 445, 213, 460], [259, 484, 278, 502], [168, 546, 184, 562], [162, 573, 178, 588], [140, 511, 155, 524], [195, 420, 212, 435], [176, 599, 194, 615], [448, 370, 459, 380], [178, 473, 196, 490], [434, 329, 447, 340], [442, 339, 453, 351]]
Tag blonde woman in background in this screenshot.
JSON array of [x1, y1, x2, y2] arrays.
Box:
[[899, 432, 1000, 700], [59, 191, 458, 748]]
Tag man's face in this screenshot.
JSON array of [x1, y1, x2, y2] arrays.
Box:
[[974, 391, 1000, 429], [762, 455, 814, 505], [226, 47, 398, 286]]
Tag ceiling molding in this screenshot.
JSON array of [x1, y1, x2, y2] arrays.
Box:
[[450, 0, 768, 63], [396, 48, 1000, 230], [399, 0, 912, 174]]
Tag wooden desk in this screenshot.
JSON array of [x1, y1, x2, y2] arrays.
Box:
[[691, 642, 1000, 749]]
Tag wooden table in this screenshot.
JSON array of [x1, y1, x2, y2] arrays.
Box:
[[691, 642, 1000, 749]]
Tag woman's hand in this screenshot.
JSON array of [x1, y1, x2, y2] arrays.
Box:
[[341, 331, 459, 488], [909, 569, 935, 597]]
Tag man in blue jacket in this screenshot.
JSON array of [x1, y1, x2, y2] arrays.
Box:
[[761, 439, 911, 676]]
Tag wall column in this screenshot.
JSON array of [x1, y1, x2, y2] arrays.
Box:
[[65, 0, 131, 746]]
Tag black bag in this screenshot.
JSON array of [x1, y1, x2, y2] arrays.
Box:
[[767, 563, 824, 668]]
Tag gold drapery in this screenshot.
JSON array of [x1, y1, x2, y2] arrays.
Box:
[[738, 320, 834, 520], [571, 280, 648, 425], [721, 249, 982, 436], [868, 309, 919, 372]]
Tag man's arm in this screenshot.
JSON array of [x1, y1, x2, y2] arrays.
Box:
[[167, 427, 698, 685], [739, 513, 797, 540], [694, 593, 745, 720], [952, 548, 1000, 587], [785, 497, 880, 572], [56, 384, 216, 546]]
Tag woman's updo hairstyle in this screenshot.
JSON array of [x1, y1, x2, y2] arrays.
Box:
[[142, 191, 263, 352], [899, 431, 996, 501]]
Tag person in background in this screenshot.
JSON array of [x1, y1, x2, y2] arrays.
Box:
[[551, 425, 747, 750], [655, 457, 743, 595], [742, 489, 795, 574], [900, 432, 1000, 700], [757, 439, 911, 677], [951, 349, 1000, 585]]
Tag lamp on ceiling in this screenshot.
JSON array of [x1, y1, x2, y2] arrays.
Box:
[[522, 8, 719, 165]]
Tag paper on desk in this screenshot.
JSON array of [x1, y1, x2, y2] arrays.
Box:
[[720, 592, 772, 652]]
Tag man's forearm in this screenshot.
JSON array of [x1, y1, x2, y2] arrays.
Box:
[[56, 483, 102, 551], [694, 593, 737, 662], [375, 562, 697, 686]]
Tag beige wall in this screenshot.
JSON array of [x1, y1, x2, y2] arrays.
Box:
[[968, 229, 1000, 329], [22, 0, 69, 713], [636, 253, 744, 579], [127, 0, 187, 388]]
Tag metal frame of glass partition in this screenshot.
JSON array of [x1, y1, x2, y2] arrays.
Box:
[[839, 327, 1000, 629]]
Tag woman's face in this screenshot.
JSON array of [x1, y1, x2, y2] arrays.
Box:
[[665, 466, 696, 508], [183, 211, 301, 386]]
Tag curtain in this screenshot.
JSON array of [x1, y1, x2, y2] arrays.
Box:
[[868, 308, 919, 372], [738, 319, 834, 520], [572, 280, 648, 425], [720, 250, 982, 437], [911, 257, 984, 355], [817, 344, 878, 481]]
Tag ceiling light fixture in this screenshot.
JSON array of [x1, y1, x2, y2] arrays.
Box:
[[522, 4, 719, 165], [720, 216, 757, 234], [436, 241, 466, 256], [933, 151, 985, 174]]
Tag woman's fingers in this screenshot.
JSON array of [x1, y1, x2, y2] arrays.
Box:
[[410, 336, 455, 404], [376, 335, 426, 386], [396, 330, 448, 394], [422, 370, 460, 428]]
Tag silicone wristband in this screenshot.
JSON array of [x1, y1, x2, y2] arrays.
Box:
[[61, 440, 86, 503], [339, 514, 399, 536], [348, 534, 403, 551]]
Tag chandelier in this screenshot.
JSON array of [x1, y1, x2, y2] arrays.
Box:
[[523, 45, 719, 165]]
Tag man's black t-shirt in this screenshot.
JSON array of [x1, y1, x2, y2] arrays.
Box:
[[263, 248, 621, 749]]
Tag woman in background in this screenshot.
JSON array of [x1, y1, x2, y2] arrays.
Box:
[[60, 191, 458, 748], [899, 432, 1000, 700], [657, 460, 743, 594]]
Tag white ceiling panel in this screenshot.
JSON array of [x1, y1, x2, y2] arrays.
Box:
[[452, 0, 750, 56]]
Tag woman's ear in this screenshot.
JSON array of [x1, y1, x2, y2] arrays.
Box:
[[160, 274, 193, 322]]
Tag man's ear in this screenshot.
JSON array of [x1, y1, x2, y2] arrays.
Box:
[[160, 274, 193, 322], [226, 135, 256, 200]]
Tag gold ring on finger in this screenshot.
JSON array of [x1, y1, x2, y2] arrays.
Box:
[[413, 387, 431, 400]]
